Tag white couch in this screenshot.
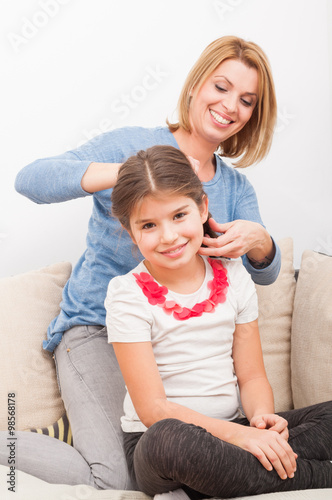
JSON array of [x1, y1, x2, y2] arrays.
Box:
[[0, 238, 331, 500]]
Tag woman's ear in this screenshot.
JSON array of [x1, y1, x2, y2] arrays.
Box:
[[200, 195, 209, 223]]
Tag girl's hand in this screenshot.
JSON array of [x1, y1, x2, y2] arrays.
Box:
[[250, 414, 290, 441], [233, 425, 297, 480], [199, 218, 270, 259]]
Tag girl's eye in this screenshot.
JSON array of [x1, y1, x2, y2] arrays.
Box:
[[142, 222, 155, 230], [174, 212, 186, 220], [215, 84, 227, 92]]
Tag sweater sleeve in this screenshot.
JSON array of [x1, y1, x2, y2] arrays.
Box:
[[15, 152, 92, 204], [14, 128, 132, 204], [234, 174, 281, 286]]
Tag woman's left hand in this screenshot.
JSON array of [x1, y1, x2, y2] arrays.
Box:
[[250, 414, 290, 442], [199, 218, 268, 259]]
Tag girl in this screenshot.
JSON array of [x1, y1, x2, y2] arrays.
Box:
[[105, 145, 332, 499], [3, 36, 281, 487]]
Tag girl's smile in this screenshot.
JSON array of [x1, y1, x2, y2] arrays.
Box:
[[160, 241, 188, 258], [129, 194, 209, 287]]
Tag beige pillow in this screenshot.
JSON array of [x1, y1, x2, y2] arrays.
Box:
[[255, 238, 296, 412], [0, 262, 71, 431], [291, 250, 332, 408]]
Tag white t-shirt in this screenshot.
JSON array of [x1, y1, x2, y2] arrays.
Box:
[[105, 256, 258, 433]]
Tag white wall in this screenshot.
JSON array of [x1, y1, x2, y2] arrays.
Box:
[[1, 0, 331, 278]]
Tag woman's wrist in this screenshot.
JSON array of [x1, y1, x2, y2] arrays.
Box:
[[247, 231, 275, 269], [81, 162, 121, 193]]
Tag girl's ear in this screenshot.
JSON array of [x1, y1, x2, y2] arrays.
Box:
[[200, 195, 209, 223]]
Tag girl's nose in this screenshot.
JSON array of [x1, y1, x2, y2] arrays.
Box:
[[160, 225, 178, 244]]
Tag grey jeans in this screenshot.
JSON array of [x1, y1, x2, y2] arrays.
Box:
[[0, 325, 132, 489]]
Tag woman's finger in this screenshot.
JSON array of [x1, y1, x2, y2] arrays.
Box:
[[199, 240, 244, 258]]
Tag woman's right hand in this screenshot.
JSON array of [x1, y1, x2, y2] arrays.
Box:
[[232, 425, 297, 480]]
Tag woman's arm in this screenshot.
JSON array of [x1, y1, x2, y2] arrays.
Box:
[[198, 165, 281, 285], [80, 162, 121, 193], [15, 130, 127, 204], [113, 339, 297, 479]]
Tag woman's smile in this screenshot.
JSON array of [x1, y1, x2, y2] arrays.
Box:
[[209, 109, 233, 126], [188, 59, 258, 146]]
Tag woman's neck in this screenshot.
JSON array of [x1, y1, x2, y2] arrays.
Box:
[[144, 255, 206, 294], [173, 128, 217, 182]]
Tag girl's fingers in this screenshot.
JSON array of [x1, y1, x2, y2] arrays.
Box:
[[270, 438, 297, 479], [252, 445, 273, 473], [256, 442, 295, 480]]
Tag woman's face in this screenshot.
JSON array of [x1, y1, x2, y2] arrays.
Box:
[[188, 58, 259, 147]]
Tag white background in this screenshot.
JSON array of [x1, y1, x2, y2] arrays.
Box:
[[1, 0, 331, 278]]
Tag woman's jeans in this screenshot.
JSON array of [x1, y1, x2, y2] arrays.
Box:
[[0, 325, 132, 489]]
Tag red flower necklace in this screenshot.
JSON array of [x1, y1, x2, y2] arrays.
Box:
[[133, 258, 229, 321]]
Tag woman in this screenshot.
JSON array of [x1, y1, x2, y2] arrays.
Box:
[[5, 36, 280, 489]]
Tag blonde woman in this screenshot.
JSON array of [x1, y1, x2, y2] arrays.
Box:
[[8, 36, 281, 488]]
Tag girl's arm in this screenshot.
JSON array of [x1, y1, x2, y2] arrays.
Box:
[[113, 339, 297, 480], [232, 319, 275, 419], [232, 320, 297, 474]]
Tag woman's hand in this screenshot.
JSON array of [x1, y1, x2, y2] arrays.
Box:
[[199, 218, 274, 263], [250, 414, 290, 441], [233, 425, 297, 480]]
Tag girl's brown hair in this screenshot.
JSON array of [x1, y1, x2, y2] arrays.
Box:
[[111, 145, 216, 238], [167, 36, 277, 167]]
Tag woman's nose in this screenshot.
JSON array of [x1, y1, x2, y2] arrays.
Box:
[[222, 93, 237, 113]]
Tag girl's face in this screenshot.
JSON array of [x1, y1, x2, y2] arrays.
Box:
[[189, 58, 259, 147], [129, 194, 209, 275]]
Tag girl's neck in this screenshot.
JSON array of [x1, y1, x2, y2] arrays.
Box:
[[144, 255, 206, 294], [173, 128, 217, 182]]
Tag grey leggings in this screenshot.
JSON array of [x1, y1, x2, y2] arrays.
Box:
[[123, 401, 332, 499]]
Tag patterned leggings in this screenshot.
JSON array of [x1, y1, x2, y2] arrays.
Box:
[[123, 401, 332, 499]]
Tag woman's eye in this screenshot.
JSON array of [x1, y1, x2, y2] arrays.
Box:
[[142, 222, 155, 230], [241, 98, 253, 107], [174, 212, 186, 220], [215, 85, 226, 92]]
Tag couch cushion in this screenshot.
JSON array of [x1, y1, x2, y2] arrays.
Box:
[[0, 262, 71, 431], [255, 238, 296, 412], [0, 464, 331, 500], [291, 250, 332, 408]]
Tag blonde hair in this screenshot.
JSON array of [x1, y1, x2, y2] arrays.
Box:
[[167, 36, 277, 167]]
